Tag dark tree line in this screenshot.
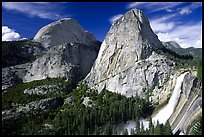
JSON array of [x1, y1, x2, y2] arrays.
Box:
[[50, 84, 153, 135], [2, 83, 173, 135]]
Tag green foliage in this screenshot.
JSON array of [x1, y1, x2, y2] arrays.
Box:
[[2, 109, 59, 135], [3, 83, 154, 135], [2, 40, 42, 68], [154, 121, 162, 135], [148, 117, 154, 135], [2, 83, 174, 135], [2, 77, 72, 110], [155, 47, 195, 69], [156, 47, 193, 61], [163, 120, 173, 135], [131, 119, 172, 135], [195, 57, 202, 80], [49, 85, 155, 135], [2, 39, 29, 47], [191, 116, 202, 135], [168, 46, 202, 59], [122, 129, 129, 135]]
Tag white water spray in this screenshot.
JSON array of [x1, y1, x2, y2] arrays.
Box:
[[116, 119, 150, 134]]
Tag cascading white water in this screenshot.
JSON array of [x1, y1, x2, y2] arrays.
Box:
[[116, 119, 149, 134], [152, 72, 188, 125], [116, 72, 188, 134]]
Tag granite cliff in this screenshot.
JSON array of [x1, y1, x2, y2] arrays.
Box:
[[84, 9, 174, 99]]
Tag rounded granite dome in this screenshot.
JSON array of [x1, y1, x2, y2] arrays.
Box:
[[34, 18, 97, 49]]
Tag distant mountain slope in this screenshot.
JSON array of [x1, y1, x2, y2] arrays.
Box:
[[162, 41, 181, 49], [175, 47, 202, 59], [162, 41, 202, 59]]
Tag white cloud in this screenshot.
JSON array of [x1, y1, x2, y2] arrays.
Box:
[[148, 7, 202, 49], [109, 14, 123, 24], [179, 8, 192, 15], [2, 26, 26, 41], [127, 2, 147, 9], [127, 2, 201, 16], [2, 2, 68, 20], [151, 22, 175, 32], [178, 2, 201, 15], [150, 14, 177, 32], [156, 22, 202, 48], [196, 39, 202, 48], [166, 8, 174, 12], [126, 2, 184, 13]]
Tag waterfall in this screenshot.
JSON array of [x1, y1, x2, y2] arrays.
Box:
[[116, 72, 188, 134], [152, 72, 188, 125]]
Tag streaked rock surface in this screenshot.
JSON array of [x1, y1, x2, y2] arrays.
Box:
[[84, 8, 173, 98], [24, 42, 99, 85]]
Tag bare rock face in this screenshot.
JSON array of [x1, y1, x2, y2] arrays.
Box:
[[24, 42, 99, 85], [84, 8, 173, 98], [162, 41, 181, 50], [23, 83, 66, 95], [64, 97, 74, 105], [34, 18, 97, 49], [2, 64, 28, 92]]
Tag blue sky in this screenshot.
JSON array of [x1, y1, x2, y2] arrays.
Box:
[[2, 2, 202, 48]]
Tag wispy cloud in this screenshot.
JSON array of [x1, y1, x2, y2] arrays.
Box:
[[126, 2, 184, 13], [2, 2, 69, 20], [150, 14, 178, 32], [166, 8, 174, 12], [126, 2, 202, 48], [2, 26, 26, 41], [127, 2, 202, 16], [157, 22, 202, 48], [109, 14, 123, 24], [178, 2, 201, 15]]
